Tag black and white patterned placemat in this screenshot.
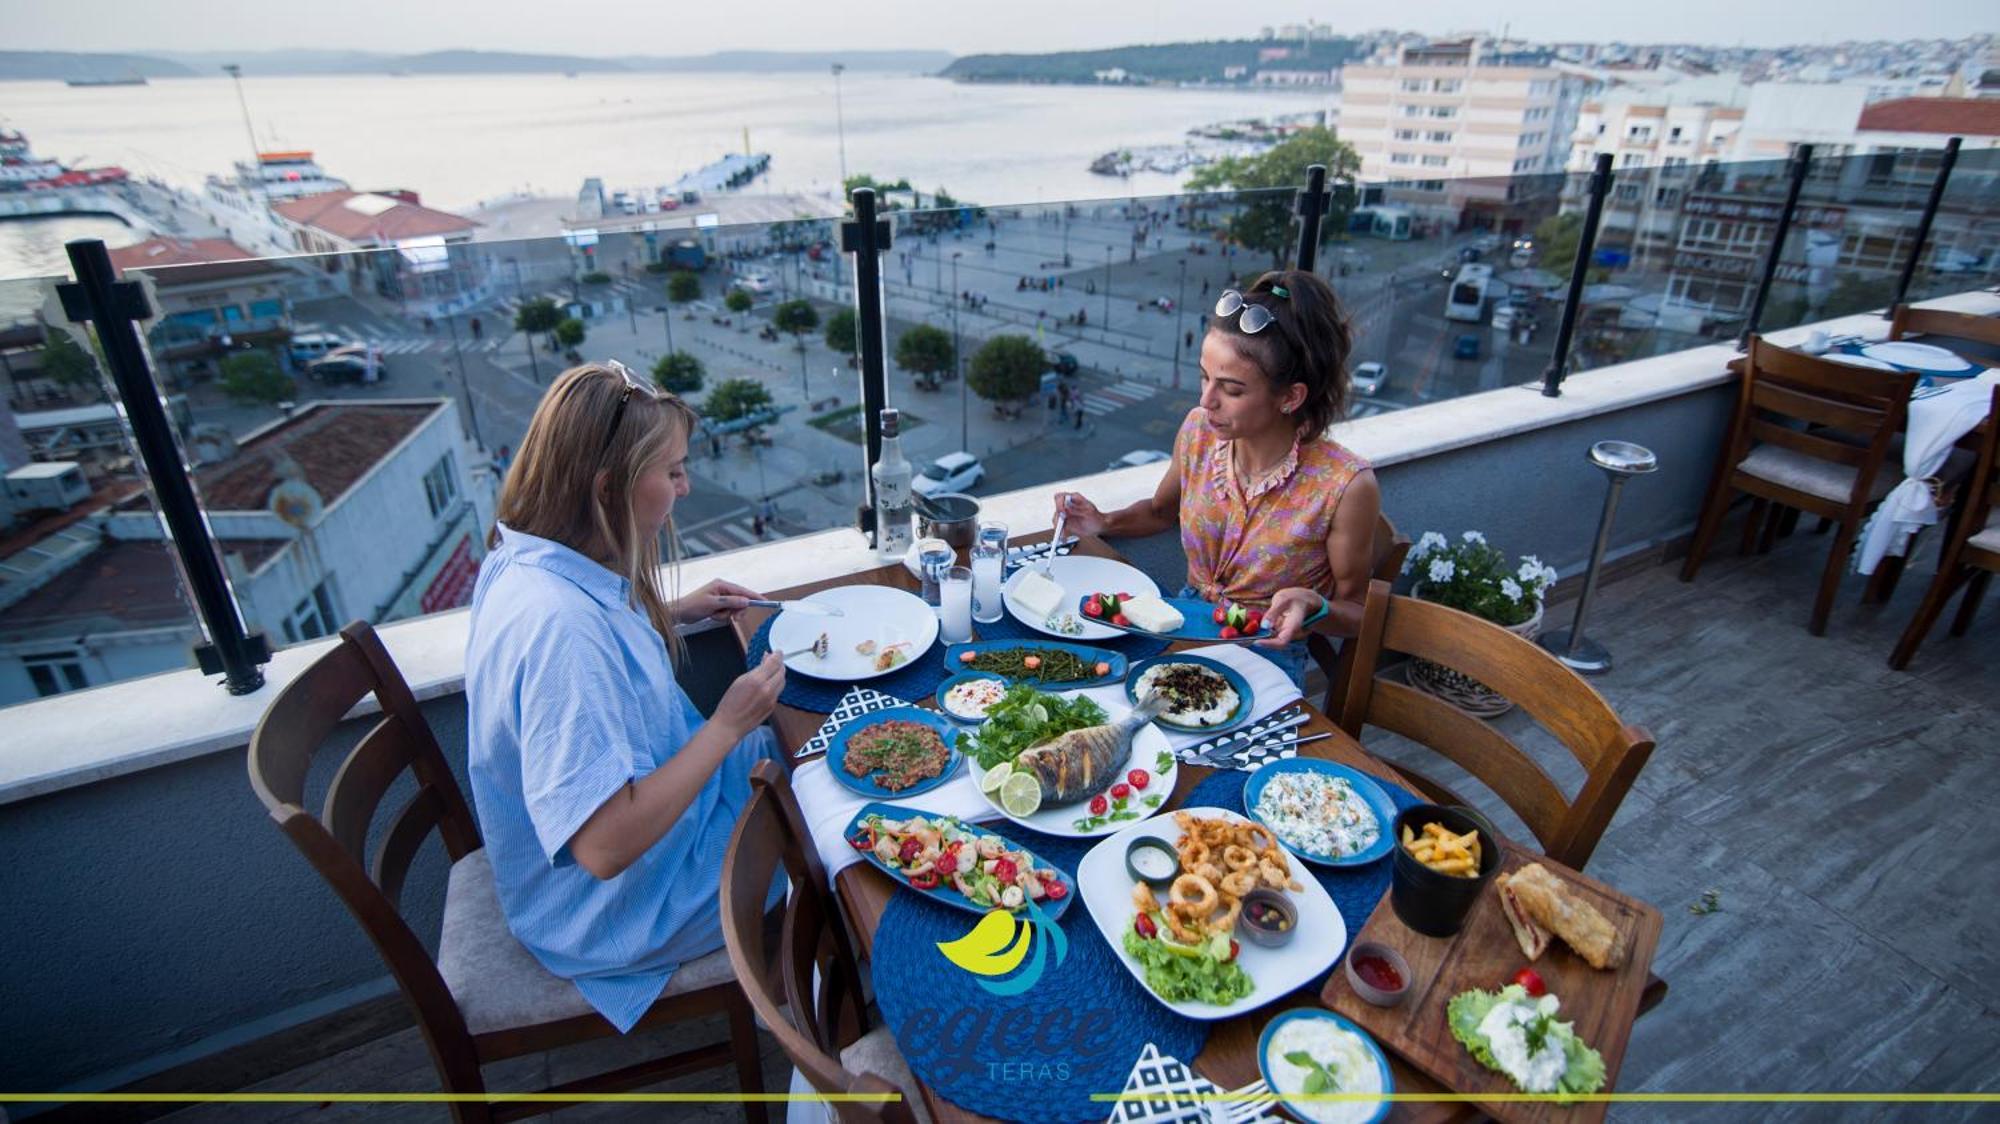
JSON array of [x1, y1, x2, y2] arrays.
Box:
[[793, 685, 909, 759], [1173, 706, 1311, 773]]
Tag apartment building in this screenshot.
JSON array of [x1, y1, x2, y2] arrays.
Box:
[[1339, 40, 1595, 230], [1567, 98, 1747, 265]]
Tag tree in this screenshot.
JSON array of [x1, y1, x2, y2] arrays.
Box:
[[580, 270, 612, 285], [554, 317, 585, 349], [967, 335, 1044, 405], [218, 350, 295, 406], [1531, 213, 1586, 280], [667, 271, 701, 303], [725, 288, 754, 313], [894, 324, 955, 390], [514, 297, 563, 355], [1185, 127, 1362, 270], [702, 377, 775, 426], [773, 299, 819, 344], [652, 351, 705, 395], [38, 330, 102, 399], [824, 308, 858, 357]]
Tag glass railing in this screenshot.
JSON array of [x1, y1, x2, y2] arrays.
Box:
[[2, 144, 1993, 709]]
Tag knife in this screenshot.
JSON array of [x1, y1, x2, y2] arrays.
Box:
[[746, 599, 845, 617]]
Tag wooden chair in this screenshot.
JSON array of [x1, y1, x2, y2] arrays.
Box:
[[1681, 335, 1918, 635], [1327, 580, 1654, 872], [247, 620, 768, 1124], [722, 760, 927, 1124], [1890, 386, 2000, 669], [1888, 305, 2000, 350], [1306, 511, 1413, 711]]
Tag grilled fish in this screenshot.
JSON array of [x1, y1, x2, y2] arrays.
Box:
[[1015, 692, 1166, 806]]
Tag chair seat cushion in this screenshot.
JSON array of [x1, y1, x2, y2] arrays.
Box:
[[1970, 510, 2000, 555], [839, 1025, 933, 1124], [438, 848, 735, 1036], [1737, 445, 1895, 505]]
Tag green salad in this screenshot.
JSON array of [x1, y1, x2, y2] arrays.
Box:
[[1447, 984, 1605, 1097], [959, 684, 1107, 770], [1123, 927, 1253, 1006]]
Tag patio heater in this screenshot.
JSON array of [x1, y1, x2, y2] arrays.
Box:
[[1539, 440, 1657, 674]]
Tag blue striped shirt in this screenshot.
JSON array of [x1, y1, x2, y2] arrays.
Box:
[[464, 524, 777, 1032]]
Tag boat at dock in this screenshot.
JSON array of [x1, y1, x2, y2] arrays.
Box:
[[65, 76, 148, 87]]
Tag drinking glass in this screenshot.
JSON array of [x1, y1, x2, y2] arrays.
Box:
[[917, 538, 955, 607], [971, 520, 1007, 623], [940, 566, 974, 643]]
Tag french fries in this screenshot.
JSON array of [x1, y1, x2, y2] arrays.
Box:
[[1401, 821, 1484, 879]]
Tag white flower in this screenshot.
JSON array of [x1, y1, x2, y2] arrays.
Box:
[[1500, 578, 1523, 602], [1427, 558, 1456, 584], [1413, 531, 1447, 559], [1539, 564, 1559, 589], [1517, 556, 1544, 584], [1461, 530, 1487, 545]]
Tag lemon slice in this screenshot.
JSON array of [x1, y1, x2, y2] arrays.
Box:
[[999, 772, 1043, 818], [979, 760, 1013, 794]]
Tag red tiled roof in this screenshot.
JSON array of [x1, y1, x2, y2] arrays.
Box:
[[109, 237, 289, 285], [195, 402, 439, 510], [1856, 98, 2000, 137], [271, 190, 477, 245], [0, 539, 195, 630]]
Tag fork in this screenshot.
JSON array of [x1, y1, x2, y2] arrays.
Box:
[[1205, 1079, 1277, 1124]]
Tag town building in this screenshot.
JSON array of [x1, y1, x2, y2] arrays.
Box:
[[270, 190, 488, 318], [1567, 97, 1748, 266], [107, 237, 296, 379]]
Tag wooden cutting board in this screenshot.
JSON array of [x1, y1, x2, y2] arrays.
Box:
[[1320, 847, 1662, 1124]]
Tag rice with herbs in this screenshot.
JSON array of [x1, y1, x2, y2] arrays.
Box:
[[843, 719, 951, 791]]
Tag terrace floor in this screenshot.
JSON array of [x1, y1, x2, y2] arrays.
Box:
[[143, 516, 1998, 1124]]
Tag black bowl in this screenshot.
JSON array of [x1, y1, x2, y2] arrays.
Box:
[[1388, 804, 1502, 938]]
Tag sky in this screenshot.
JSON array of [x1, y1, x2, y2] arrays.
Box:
[[2, 0, 1991, 55]]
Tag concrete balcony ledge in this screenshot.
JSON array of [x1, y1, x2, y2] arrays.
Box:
[[4, 288, 1994, 807]]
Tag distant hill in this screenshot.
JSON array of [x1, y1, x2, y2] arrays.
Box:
[[0, 50, 194, 80], [619, 50, 953, 73], [941, 38, 1362, 85]]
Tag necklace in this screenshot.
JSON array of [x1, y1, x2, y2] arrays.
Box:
[[1232, 440, 1291, 488]]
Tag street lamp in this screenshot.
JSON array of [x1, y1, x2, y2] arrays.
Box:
[[1173, 258, 1188, 390], [444, 313, 485, 450], [1103, 245, 1112, 328], [221, 64, 264, 208], [952, 251, 965, 451], [831, 63, 849, 190]]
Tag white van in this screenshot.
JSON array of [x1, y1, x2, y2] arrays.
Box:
[[287, 332, 351, 366]]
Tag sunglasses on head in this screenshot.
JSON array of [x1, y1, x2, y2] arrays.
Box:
[[1214, 286, 1289, 335], [596, 359, 651, 461]]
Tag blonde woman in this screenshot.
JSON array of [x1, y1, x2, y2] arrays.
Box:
[[465, 361, 785, 1033]]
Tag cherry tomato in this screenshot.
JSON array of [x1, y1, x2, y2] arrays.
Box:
[[1512, 967, 1547, 997], [1134, 911, 1157, 938], [1245, 611, 1263, 633], [1219, 625, 1240, 639], [1094, 661, 1111, 676], [1083, 598, 1104, 618], [1089, 793, 1109, 816], [1213, 605, 1230, 624], [909, 870, 940, 890], [1112, 613, 1130, 627], [1045, 880, 1069, 901], [850, 830, 875, 851], [1227, 939, 1241, 962], [1127, 769, 1150, 790], [993, 857, 1019, 884], [935, 851, 957, 875], [1111, 782, 1132, 799]]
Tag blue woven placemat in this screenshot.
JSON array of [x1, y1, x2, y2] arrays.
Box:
[[1183, 770, 1422, 971], [744, 612, 1169, 714], [869, 822, 1206, 1124]]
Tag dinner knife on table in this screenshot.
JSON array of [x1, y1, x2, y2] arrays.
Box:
[[746, 599, 844, 617]]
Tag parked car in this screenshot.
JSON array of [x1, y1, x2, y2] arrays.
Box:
[[306, 345, 382, 384], [1351, 361, 1388, 396], [287, 332, 352, 367], [1049, 350, 1080, 377], [1472, 233, 1502, 253], [1453, 335, 1481, 360], [912, 451, 985, 497], [1105, 449, 1171, 471], [738, 271, 776, 294], [1509, 247, 1535, 269]]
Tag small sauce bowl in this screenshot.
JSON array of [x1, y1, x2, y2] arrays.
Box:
[[1238, 887, 1298, 948], [1124, 837, 1180, 890], [1344, 940, 1412, 1007]]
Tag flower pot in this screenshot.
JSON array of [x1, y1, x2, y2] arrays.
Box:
[[1406, 586, 1543, 719]]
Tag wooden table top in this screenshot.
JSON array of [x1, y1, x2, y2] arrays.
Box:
[[728, 533, 1469, 1123]]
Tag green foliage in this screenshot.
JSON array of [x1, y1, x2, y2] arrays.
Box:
[[773, 299, 819, 338], [554, 317, 585, 348], [667, 271, 701, 303], [651, 351, 705, 395], [824, 308, 858, 355], [967, 335, 1044, 404], [894, 324, 955, 389], [580, 270, 612, 285], [941, 38, 1363, 84], [1404, 531, 1556, 628], [844, 173, 913, 198], [38, 330, 101, 396], [1185, 127, 1362, 268], [1531, 213, 1585, 280], [701, 377, 775, 424], [725, 288, 754, 313], [218, 349, 295, 405], [513, 297, 563, 336]]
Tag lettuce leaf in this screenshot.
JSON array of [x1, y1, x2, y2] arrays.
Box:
[[1447, 984, 1606, 1098], [1122, 930, 1253, 1005]]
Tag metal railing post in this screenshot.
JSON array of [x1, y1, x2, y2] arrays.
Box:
[[57, 239, 270, 694], [1541, 154, 1614, 398], [841, 188, 893, 541], [1739, 143, 1814, 349], [1293, 164, 1332, 272], [1887, 136, 1962, 316]]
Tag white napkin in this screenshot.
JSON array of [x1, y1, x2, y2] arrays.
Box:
[[1858, 369, 1999, 574]]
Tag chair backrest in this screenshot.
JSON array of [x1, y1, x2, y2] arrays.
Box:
[[1889, 305, 2000, 349], [1373, 512, 1413, 585], [247, 620, 486, 1081], [1956, 386, 2000, 561], [1734, 336, 1916, 507], [1332, 580, 1655, 870], [721, 761, 915, 1124]]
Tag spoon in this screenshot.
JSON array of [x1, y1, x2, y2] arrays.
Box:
[[781, 632, 830, 660], [911, 491, 954, 521]]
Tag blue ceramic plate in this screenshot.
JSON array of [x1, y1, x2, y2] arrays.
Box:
[[1124, 653, 1254, 735], [940, 639, 1127, 688], [1256, 1008, 1393, 1124], [841, 802, 1075, 920], [825, 707, 963, 799], [1243, 758, 1399, 868], [1076, 594, 1328, 645], [934, 671, 1010, 725]]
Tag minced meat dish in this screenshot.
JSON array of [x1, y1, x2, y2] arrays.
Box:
[[843, 719, 952, 791]]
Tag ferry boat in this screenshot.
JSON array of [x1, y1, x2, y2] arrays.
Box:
[[0, 129, 127, 191], [203, 150, 350, 253]]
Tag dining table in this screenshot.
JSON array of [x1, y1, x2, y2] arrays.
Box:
[[729, 530, 1636, 1124]]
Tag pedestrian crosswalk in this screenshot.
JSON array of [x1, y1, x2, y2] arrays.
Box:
[[1076, 378, 1161, 417], [293, 322, 515, 356], [679, 514, 774, 557]]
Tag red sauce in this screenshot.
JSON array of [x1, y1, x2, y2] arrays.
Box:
[[1353, 953, 1404, 992]]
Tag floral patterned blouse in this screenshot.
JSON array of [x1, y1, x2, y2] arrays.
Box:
[[1175, 407, 1372, 610]]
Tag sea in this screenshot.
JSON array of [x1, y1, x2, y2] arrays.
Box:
[[0, 71, 1326, 279]]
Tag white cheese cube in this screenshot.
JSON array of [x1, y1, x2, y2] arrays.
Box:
[[1120, 595, 1184, 633], [1010, 570, 1068, 621]]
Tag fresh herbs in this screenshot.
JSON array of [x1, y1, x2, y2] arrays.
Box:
[[965, 646, 1094, 682], [1284, 1050, 1344, 1096], [1156, 749, 1175, 774], [960, 685, 1107, 770], [1072, 790, 1163, 833]]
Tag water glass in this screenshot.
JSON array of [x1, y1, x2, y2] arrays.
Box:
[[916, 538, 955, 607], [940, 566, 974, 643], [971, 520, 1007, 623]]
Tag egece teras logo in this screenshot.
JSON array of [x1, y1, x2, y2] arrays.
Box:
[[934, 898, 1068, 995]]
